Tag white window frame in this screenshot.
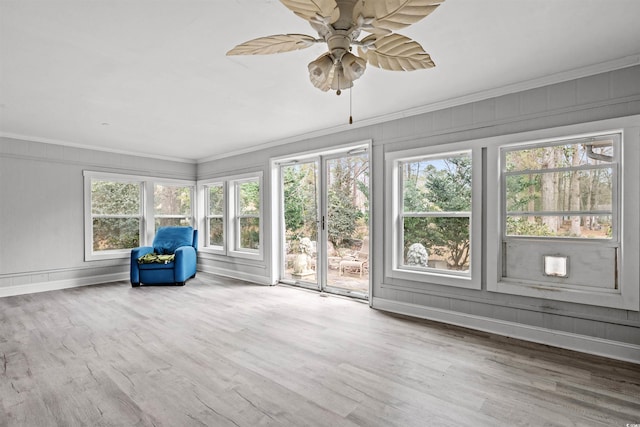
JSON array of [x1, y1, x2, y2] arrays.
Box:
[[385, 142, 482, 290], [197, 172, 264, 260], [229, 174, 263, 259], [84, 171, 195, 261], [486, 116, 640, 311], [200, 180, 226, 253]]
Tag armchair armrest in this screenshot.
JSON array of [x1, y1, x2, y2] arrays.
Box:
[[130, 246, 154, 285], [174, 246, 197, 283], [131, 246, 154, 260]]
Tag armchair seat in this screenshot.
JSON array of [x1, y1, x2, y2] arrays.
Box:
[[130, 226, 198, 287]]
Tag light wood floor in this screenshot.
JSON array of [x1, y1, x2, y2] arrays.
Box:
[[1, 276, 639, 426]]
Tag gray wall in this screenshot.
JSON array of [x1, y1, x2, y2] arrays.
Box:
[[198, 65, 640, 351], [1, 65, 638, 357], [0, 138, 196, 291]]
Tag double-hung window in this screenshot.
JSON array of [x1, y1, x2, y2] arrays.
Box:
[[199, 173, 263, 259], [234, 177, 261, 253], [386, 144, 481, 289], [88, 176, 142, 256], [487, 117, 640, 310], [204, 182, 225, 249], [84, 172, 194, 261]]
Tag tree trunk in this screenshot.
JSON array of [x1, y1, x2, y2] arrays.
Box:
[[541, 147, 558, 233]]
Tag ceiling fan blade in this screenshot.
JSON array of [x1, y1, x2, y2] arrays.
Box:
[[357, 33, 435, 71], [353, 0, 444, 33], [227, 34, 317, 55], [280, 0, 340, 24]]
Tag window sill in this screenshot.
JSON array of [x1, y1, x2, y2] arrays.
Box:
[[487, 278, 636, 310], [85, 250, 131, 262], [388, 267, 481, 290]]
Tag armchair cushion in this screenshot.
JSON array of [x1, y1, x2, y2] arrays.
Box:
[[153, 226, 194, 254]]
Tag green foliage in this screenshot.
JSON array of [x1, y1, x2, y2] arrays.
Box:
[[92, 218, 139, 251], [283, 164, 317, 242], [506, 217, 553, 237], [239, 180, 260, 214], [327, 157, 367, 249], [403, 156, 472, 270], [209, 185, 224, 214], [328, 185, 361, 248], [154, 185, 191, 216], [240, 217, 259, 249], [91, 180, 140, 215], [209, 218, 224, 246], [91, 180, 141, 250]]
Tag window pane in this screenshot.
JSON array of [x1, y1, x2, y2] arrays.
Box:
[[155, 217, 191, 230], [239, 180, 260, 214], [403, 216, 470, 271], [506, 215, 612, 238], [239, 217, 259, 249], [93, 218, 140, 251], [402, 154, 471, 213], [505, 169, 613, 213], [209, 185, 224, 215], [505, 138, 615, 172], [91, 180, 140, 215], [209, 218, 224, 246], [155, 185, 192, 216]]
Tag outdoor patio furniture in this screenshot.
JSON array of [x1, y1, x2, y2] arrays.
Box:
[[339, 237, 369, 277]]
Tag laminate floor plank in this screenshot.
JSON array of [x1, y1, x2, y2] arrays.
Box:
[[1, 277, 639, 426]]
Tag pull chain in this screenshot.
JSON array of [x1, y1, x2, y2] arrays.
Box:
[[349, 86, 353, 125]]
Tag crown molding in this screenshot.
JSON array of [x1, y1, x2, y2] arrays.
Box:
[[198, 53, 640, 163], [0, 132, 198, 164]]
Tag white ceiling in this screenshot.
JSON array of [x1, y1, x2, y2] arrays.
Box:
[[1, 0, 640, 163]]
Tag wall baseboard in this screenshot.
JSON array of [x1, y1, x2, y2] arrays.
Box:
[[372, 297, 640, 364], [0, 272, 129, 298], [197, 265, 271, 286]]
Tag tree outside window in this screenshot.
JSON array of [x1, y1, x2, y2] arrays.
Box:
[[400, 152, 472, 272], [237, 179, 260, 250], [154, 184, 193, 230], [91, 179, 141, 251], [503, 135, 616, 239], [207, 184, 224, 247]]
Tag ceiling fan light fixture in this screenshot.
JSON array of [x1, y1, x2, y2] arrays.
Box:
[[308, 53, 335, 91], [228, 0, 444, 93], [341, 52, 366, 82]]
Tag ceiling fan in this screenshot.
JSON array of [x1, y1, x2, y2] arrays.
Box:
[[227, 0, 445, 95]]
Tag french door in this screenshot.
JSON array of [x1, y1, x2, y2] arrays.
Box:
[[280, 149, 369, 299]]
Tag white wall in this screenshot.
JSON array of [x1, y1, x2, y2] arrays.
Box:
[[198, 65, 640, 361], [0, 138, 196, 295]]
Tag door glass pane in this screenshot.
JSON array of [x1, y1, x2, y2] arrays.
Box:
[[282, 162, 318, 286], [326, 154, 369, 296]]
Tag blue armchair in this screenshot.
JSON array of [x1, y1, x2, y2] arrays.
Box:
[[130, 226, 198, 287]]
